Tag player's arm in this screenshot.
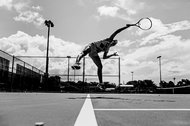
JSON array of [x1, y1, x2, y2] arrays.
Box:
[[108, 24, 131, 41], [103, 49, 118, 59]]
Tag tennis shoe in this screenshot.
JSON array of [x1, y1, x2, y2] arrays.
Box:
[[71, 63, 81, 70], [97, 83, 105, 90]]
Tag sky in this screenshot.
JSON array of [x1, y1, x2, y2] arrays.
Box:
[[0, 0, 190, 85]]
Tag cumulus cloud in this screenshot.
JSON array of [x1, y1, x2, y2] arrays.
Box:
[[139, 18, 190, 45], [119, 39, 190, 83], [0, 31, 44, 56], [14, 10, 44, 26], [32, 5, 42, 11], [97, 6, 119, 17], [117, 40, 134, 48], [113, 0, 145, 15], [96, 0, 146, 21], [13, 1, 45, 26], [0, 31, 82, 74], [0, 0, 12, 10], [0, 0, 44, 26]]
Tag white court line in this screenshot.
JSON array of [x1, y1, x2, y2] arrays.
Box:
[[74, 94, 98, 126], [94, 108, 190, 111]]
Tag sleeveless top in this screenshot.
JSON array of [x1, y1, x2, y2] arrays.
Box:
[[93, 39, 111, 53]]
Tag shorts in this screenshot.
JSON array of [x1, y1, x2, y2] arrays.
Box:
[[81, 43, 98, 57], [88, 43, 99, 57]]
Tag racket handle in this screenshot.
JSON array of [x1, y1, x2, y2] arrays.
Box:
[[128, 24, 136, 26]]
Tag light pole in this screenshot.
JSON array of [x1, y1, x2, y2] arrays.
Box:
[[67, 56, 71, 82], [131, 71, 134, 81], [157, 56, 162, 86], [44, 20, 54, 81], [118, 57, 121, 85], [173, 77, 176, 85]]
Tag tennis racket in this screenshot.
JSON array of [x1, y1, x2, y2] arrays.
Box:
[[130, 17, 152, 30]]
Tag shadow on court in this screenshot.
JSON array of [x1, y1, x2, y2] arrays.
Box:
[[68, 96, 176, 103], [90, 94, 190, 126]]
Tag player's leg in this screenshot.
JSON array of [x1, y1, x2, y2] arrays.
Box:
[[72, 44, 91, 69], [88, 43, 105, 89], [90, 55, 103, 83], [75, 52, 86, 64], [77, 43, 92, 63]]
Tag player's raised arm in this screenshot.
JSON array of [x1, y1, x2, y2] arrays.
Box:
[[108, 24, 131, 41]]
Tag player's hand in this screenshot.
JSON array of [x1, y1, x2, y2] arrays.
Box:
[[113, 52, 119, 56], [126, 24, 131, 27]]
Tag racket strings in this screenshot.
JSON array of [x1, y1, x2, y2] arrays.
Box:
[[138, 18, 152, 30]]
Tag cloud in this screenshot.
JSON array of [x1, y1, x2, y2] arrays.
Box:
[[97, 6, 119, 17], [96, 0, 146, 21], [13, 1, 44, 26], [117, 40, 134, 47], [119, 29, 190, 83], [32, 5, 42, 11], [139, 18, 190, 45], [0, 0, 44, 26], [113, 0, 145, 15], [0, 0, 12, 10], [0, 31, 82, 73], [97, 5, 132, 21], [0, 31, 82, 57], [14, 10, 44, 26], [0, 31, 44, 55]]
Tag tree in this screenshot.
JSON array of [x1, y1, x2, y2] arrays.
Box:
[[168, 81, 175, 87], [47, 76, 61, 91], [160, 80, 168, 88], [177, 79, 190, 86], [127, 80, 157, 93]]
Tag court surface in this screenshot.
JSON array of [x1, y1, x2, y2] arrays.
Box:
[[0, 93, 190, 126]]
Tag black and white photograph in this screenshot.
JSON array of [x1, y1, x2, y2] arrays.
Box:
[[0, 0, 190, 126]]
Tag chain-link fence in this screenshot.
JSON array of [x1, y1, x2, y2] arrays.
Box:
[[1, 49, 121, 92], [0, 50, 44, 92], [17, 56, 121, 84]]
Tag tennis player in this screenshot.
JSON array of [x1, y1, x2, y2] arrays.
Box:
[[72, 24, 131, 89]]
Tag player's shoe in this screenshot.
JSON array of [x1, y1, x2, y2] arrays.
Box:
[[71, 62, 81, 70], [97, 83, 105, 90]]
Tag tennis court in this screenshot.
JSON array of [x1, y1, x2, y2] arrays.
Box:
[[0, 93, 190, 126]]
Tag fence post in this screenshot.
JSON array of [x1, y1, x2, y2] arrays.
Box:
[[11, 55, 15, 92], [67, 56, 71, 82], [23, 62, 26, 91], [118, 57, 121, 86], [83, 57, 85, 83]]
